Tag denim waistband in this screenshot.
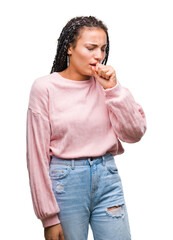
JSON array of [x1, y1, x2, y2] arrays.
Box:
[[50, 151, 113, 169]]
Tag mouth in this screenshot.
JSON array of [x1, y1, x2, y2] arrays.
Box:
[[90, 63, 97, 67]]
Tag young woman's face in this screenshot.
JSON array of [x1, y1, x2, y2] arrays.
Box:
[[67, 27, 107, 80]]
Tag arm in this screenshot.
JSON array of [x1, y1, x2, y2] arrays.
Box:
[[91, 63, 147, 143], [103, 82, 147, 143], [26, 79, 60, 228]]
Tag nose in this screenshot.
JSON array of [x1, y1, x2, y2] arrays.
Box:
[[94, 49, 104, 61]]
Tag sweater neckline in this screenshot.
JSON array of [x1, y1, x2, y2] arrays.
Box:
[[53, 72, 94, 84]]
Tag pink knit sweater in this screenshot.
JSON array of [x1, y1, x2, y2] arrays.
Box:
[[26, 72, 146, 228]]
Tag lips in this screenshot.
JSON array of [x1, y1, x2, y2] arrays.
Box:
[[90, 62, 98, 66]]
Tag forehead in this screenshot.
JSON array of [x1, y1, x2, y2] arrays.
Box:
[[77, 27, 107, 44]]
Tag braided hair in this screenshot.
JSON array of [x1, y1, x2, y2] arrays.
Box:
[[50, 16, 109, 74]]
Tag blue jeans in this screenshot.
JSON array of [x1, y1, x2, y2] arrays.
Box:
[[49, 152, 131, 240]]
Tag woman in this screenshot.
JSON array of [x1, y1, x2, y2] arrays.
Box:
[[26, 16, 146, 240]]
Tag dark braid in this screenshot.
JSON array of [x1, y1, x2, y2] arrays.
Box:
[[50, 16, 110, 74]]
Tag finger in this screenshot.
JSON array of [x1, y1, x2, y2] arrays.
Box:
[[91, 66, 98, 77], [91, 65, 96, 72], [60, 231, 65, 240], [101, 68, 112, 79], [96, 64, 110, 76], [95, 66, 105, 78], [95, 64, 103, 76], [101, 71, 109, 79], [98, 68, 110, 79], [104, 73, 110, 80], [95, 63, 104, 73], [96, 63, 110, 71], [104, 70, 114, 79]]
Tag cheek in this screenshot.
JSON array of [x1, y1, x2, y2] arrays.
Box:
[[78, 49, 92, 62]]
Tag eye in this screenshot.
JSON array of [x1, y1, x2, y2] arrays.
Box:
[[87, 48, 94, 51], [101, 48, 106, 52], [87, 47, 106, 52]]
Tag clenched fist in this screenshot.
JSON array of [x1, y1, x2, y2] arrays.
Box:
[[91, 63, 117, 89]]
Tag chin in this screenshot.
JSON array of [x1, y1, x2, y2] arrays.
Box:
[[87, 69, 94, 76]]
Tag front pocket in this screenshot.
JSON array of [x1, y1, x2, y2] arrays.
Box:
[[105, 159, 119, 175], [49, 166, 71, 179], [106, 165, 118, 174]]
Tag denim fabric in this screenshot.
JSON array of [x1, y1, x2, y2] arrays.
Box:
[[49, 152, 131, 240]]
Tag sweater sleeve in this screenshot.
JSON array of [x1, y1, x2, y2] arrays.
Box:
[[103, 81, 147, 143], [26, 79, 60, 228]]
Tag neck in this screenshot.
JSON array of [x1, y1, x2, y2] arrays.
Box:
[[59, 67, 91, 81]]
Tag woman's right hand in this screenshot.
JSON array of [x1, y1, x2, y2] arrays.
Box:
[[44, 223, 65, 240]]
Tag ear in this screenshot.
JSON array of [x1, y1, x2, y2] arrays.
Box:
[[67, 43, 73, 55]]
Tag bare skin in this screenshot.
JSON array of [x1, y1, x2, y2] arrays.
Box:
[[107, 206, 121, 211], [91, 62, 117, 89], [44, 223, 65, 240]]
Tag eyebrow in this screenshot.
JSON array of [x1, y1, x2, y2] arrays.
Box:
[[85, 43, 107, 47]]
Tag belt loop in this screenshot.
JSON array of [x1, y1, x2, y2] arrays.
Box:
[[71, 159, 75, 170], [102, 156, 106, 166]]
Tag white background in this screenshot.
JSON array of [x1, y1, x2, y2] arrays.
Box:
[[0, 0, 173, 239]]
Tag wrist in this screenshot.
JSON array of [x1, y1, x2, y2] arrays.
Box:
[[104, 82, 117, 89]]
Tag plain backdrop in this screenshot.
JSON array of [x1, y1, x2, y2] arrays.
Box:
[[0, 0, 173, 239]]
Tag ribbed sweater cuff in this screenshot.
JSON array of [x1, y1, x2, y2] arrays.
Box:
[[41, 214, 60, 228], [102, 81, 120, 94]]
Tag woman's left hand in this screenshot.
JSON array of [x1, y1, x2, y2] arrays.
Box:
[[91, 63, 117, 89]]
